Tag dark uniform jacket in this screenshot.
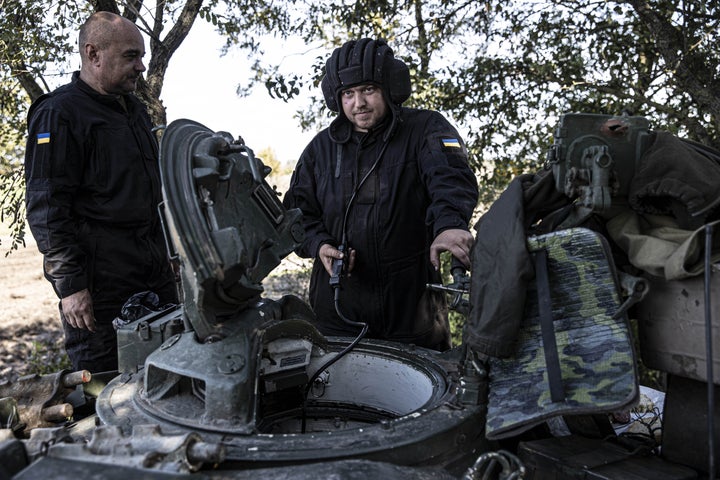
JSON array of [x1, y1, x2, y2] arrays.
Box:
[[466, 170, 569, 358], [284, 107, 478, 349], [24, 73, 176, 314]]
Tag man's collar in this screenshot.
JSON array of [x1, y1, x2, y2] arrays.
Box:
[[72, 71, 131, 109]]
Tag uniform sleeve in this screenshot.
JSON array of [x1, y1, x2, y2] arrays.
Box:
[[24, 102, 88, 298], [416, 111, 479, 237], [282, 147, 335, 259]]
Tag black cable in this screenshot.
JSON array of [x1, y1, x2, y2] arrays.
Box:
[[306, 289, 369, 390], [301, 288, 368, 434], [300, 137, 389, 433], [338, 138, 391, 251]]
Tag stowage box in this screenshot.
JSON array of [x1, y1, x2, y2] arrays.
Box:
[[635, 273, 720, 385], [116, 307, 184, 373]]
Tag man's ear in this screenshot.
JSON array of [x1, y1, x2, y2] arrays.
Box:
[[84, 43, 100, 64]]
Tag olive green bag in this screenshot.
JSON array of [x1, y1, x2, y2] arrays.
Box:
[[485, 228, 639, 440]]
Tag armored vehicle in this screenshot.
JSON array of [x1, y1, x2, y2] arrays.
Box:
[[0, 114, 718, 479]]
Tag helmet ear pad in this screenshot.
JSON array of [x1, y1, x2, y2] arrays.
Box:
[[385, 58, 411, 106], [321, 74, 339, 112], [321, 39, 411, 112]]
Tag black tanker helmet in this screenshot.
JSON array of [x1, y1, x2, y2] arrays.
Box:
[[321, 38, 411, 113]]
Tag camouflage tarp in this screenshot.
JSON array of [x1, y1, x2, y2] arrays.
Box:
[[485, 228, 639, 440]]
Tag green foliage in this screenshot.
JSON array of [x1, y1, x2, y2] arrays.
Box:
[[25, 340, 72, 376], [2, 2, 720, 361], [0, 0, 210, 251], [216, 0, 720, 197], [449, 310, 465, 347], [0, 3, 707, 421], [0, 0, 93, 253], [4, 1, 720, 253], [0, 0, 87, 105], [447, 0, 720, 189], [264, 254, 312, 300], [0, 142, 26, 253], [257, 146, 282, 175]]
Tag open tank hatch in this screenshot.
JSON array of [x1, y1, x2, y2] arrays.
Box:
[[92, 119, 490, 473]]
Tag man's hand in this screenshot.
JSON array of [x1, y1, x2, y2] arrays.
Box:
[[429, 228, 474, 271], [61, 289, 96, 332], [318, 243, 356, 276]]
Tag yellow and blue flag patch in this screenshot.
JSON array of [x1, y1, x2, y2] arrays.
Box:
[[441, 138, 461, 148], [37, 132, 50, 145]]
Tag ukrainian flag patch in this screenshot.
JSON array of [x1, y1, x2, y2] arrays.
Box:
[[441, 138, 461, 148], [37, 132, 50, 145]]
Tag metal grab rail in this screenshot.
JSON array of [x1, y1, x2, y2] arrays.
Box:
[[704, 223, 716, 479]]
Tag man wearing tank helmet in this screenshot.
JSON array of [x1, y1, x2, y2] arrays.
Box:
[[283, 38, 478, 350]]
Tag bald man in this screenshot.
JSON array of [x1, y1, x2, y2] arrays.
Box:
[[24, 12, 178, 373]]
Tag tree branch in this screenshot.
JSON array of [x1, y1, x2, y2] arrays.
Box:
[[625, 0, 720, 133], [11, 64, 45, 103]]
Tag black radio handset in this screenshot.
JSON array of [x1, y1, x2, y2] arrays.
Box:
[[329, 243, 345, 289]]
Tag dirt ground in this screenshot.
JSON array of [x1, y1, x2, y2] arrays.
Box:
[[0, 235, 310, 384], [0, 237, 65, 383]]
